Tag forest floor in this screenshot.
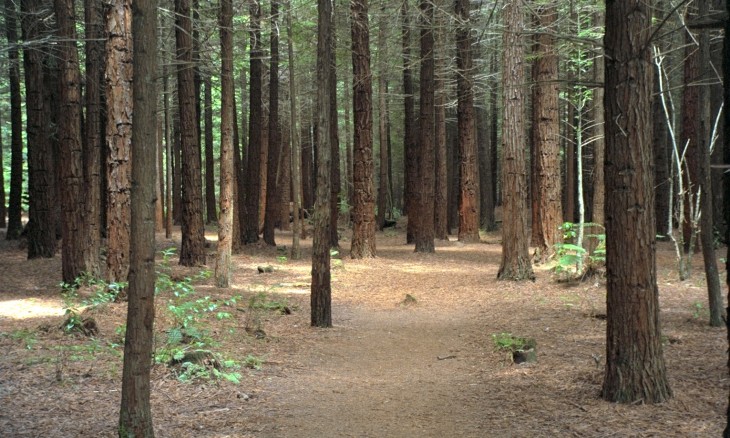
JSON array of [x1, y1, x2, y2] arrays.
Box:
[[0, 219, 728, 437]]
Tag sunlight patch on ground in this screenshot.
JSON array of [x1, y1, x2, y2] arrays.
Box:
[[0, 298, 65, 320]]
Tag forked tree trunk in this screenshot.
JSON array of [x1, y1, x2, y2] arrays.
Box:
[[350, 0, 376, 258], [602, 0, 671, 404], [118, 0, 157, 435], [498, 0, 533, 281]]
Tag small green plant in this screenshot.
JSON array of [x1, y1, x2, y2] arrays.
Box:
[[691, 301, 705, 319], [10, 328, 38, 350], [553, 222, 605, 279], [492, 332, 534, 352], [248, 292, 292, 315], [243, 354, 264, 370]]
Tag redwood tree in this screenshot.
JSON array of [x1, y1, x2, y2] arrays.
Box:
[[497, 0, 533, 280], [401, 0, 417, 243], [264, 0, 282, 246], [530, 4, 562, 261], [118, 0, 157, 434], [22, 0, 56, 259], [216, 0, 234, 288], [602, 0, 671, 403], [455, 0, 479, 243], [106, 0, 133, 284], [176, 0, 206, 266], [244, 0, 263, 244], [5, 0, 23, 240], [311, 0, 333, 327], [413, 0, 436, 253], [350, 0, 376, 259]]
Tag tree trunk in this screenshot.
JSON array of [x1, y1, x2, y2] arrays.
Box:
[[434, 68, 448, 240], [653, 61, 670, 237], [498, 0, 533, 281], [118, 0, 157, 435], [696, 0, 723, 327], [21, 0, 56, 259], [176, 0, 206, 266], [106, 0, 133, 285], [376, 4, 389, 232], [455, 0, 479, 243], [329, 7, 340, 250], [350, 0, 376, 258], [56, 0, 88, 283], [5, 0, 23, 240], [414, 0, 435, 253], [724, 1, 730, 431], [530, 4, 561, 262], [204, 76, 217, 224], [681, 16, 701, 260], [278, 120, 292, 231], [477, 106, 496, 231], [311, 0, 333, 327], [264, 0, 282, 246], [602, 0, 672, 403], [402, 0, 417, 244], [286, 0, 303, 259], [164, 64, 174, 239], [215, 0, 234, 288], [244, 0, 263, 244]]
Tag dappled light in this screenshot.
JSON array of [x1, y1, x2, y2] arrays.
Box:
[[0, 298, 65, 320]]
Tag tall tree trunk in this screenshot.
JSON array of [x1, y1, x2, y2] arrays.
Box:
[[106, 0, 133, 284], [20, 0, 56, 259], [56, 0, 88, 283], [696, 0, 723, 327], [329, 4, 340, 249], [477, 105, 496, 231], [401, 0, 417, 243], [264, 0, 282, 246], [602, 0, 671, 403], [497, 0, 533, 280], [312, 0, 333, 327], [414, 0, 435, 253], [215, 0, 234, 288], [164, 64, 174, 239], [350, 0, 376, 258], [244, 0, 263, 244], [723, 0, 730, 431], [434, 67, 448, 240], [455, 0, 479, 243], [653, 57, 670, 237], [176, 0, 206, 266], [5, 0, 24, 240], [286, 0, 303, 259], [83, 0, 104, 277], [204, 76, 217, 224], [530, 4, 561, 261], [156, 116, 164, 232], [489, 52, 500, 207], [118, 0, 157, 434], [278, 120, 291, 231], [376, 4, 389, 232]]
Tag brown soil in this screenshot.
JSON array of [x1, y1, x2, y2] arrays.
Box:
[[0, 223, 727, 437]]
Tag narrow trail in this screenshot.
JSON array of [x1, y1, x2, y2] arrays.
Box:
[[261, 305, 490, 437]]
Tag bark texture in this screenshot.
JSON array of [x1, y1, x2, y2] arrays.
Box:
[[602, 0, 671, 404], [5, 0, 23, 239], [244, 0, 263, 244]]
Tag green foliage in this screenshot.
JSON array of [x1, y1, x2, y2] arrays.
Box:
[[9, 328, 38, 350], [60, 273, 125, 334], [492, 333, 535, 352], [248, 292, 292, 315], [553, 222, 606, 279], [243, 354, 264, 370]]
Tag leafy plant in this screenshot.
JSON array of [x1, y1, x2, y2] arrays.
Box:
[[492, 332, 535, 352], [553, 222, 606, 279]]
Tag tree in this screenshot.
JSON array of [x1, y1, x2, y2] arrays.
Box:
[[401, 0, 417, 244], [22, 0, 56, 259], [592, 10, 605, 229], [264, 0, 281, 246], [530, 4, 562, 262], [5, 0, 23, 240], [601, 0, 671, 403], [55, 0, 88, 283], [204, 77, 218, 224], [244, 0, 264, 244], [176, 0, 206, 266], [455, 0, 479, 243], [350, 0, 376, 258], [311, 0, 333, 327], [413, 0, 435, 253], [106, 0, 133, 284], [215, 0, 234, 288], [286, 0, 304, 260], [83, 0, 104, 276], [328, 3, 340, 250], [376, 5, 390, 232], [497, 0, 533, 281], [118, 0, 157, 434]]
